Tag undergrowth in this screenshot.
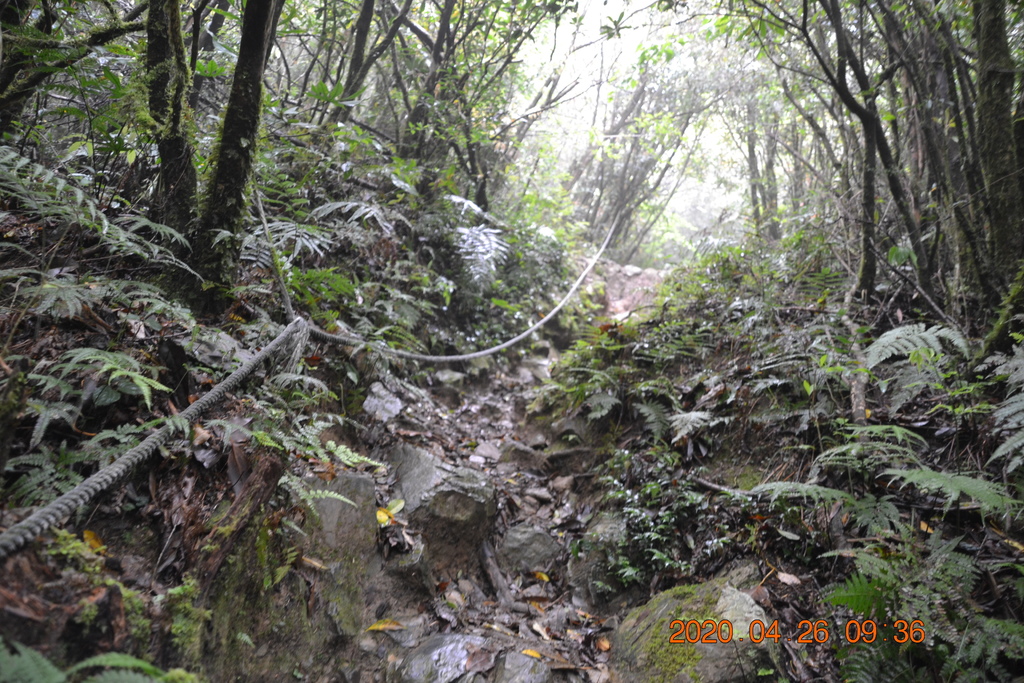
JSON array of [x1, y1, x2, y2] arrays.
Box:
[[544, 234, 1024, 680]]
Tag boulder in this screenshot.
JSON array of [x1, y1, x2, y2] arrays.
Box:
[[611, 576, 780, 683], [388, 633, 491, 683], [497, 525, 561, 573]]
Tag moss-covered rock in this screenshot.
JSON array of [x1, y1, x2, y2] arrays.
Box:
[[612, 575, 781, 683]]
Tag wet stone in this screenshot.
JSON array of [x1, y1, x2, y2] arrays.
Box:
[[364, 381, 404, 422], [492, 651, 554, 683], [498, 525, 561, 573], [388, 633, 488, 683]]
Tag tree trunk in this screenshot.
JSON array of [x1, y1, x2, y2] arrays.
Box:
[[975, 0, 1023, 278], [189, 0, 283, 311], [856, 113, 877, 298], [147, 0, 198, 237]]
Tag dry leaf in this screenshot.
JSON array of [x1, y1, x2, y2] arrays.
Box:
[[192, 424, 213, 446], [596, 636, 612, 652], [83, 530, 104, 552], [300, 556, 325, 570], [532, 571, 550, 582], [777, 571, 801, 586], [366, 619, 404, 631], [521, 649, 543, 659], [377, 508, 395, 526]]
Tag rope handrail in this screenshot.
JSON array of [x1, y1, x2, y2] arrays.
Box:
[[0, 217, 618, 560], [0, 319, 307, 561]]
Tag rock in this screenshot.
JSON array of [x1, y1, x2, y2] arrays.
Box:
[[523, 487, 554, 503], [567, 512, 630, 611], [364, 382, 403, 422], [493, 651, 554, 683], [611, 573, 780, 683], [623, 264, 643, 277], [388, 633, 489, 683], [475, 441, 503, 461], [550, 476, 574, 494], [188, 327, 254, 369], [498, 525, 562, 573], [435, 369, 466, 385], [388, 443, 497, 576], [311, 473, 378, 637], [500, 440, 544, 469]]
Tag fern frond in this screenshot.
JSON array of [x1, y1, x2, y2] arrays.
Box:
[[751, 481, 853, 506], [882, 467, 1015, 514], [635, 401, 670, 441], [992, 393, 1024, 429], [0, 637, 66, 683], [990, 431, 1024, 472], [866, 323, 970, 368], [584, 392, 621, 420], [827, 572, 888, 618], [456, 223, 509, 284], [668, 409, 731, 443]]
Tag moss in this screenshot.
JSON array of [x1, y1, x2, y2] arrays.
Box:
[[163, 576, 211, 668], [632, 584, 719, 683]]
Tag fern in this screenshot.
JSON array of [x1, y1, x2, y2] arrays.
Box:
[[455, 223, 509, 284], [750, 481, 853, 506], [668, 409, 731, 443], [0, 146, 190, 270], [584, 392, 621, 420], [635, 401, 670, 441], [844, 494, 902, 534], [827, 571, 888, 619], [0, 636, 186, 683], [865, 323, 970, 368], [882, 466, 1016, 514], [990, 392, 1024, 472]]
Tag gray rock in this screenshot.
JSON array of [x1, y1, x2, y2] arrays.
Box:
[[389, 634, 488, 683], [567, 512, 629, 610], [500, 441, 543, 468], [493, 651, 553, 683], [611, 575, 780, 683], [311, 473, 378, 637], [388, 443, 496, 575], [189, 327, 254, 369], [435, 369, 467, 385], [474, 441, 503, 461], [364, 381, 403, 421], [498, 525, 562, 573]]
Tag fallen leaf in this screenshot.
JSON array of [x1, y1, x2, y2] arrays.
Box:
[[192, 424, 213, 446], [596, 636, 612, 652], [532, 622, 551, 641], [300, 556, 325, 570], [777, 572, 802, 586], [83, 530, 105, 552], [387, 499, 406, 515], [377, 508, 395, 526], [532, 571, 550, 582], [521, 649, 543, 659], [366, 619, 404, 631]]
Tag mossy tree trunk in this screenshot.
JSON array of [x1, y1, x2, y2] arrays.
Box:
[[189, 0, 284, 311], [855, 111, 877, 298], [146, 0, 197, 239], [975, 0, 1023, 284]]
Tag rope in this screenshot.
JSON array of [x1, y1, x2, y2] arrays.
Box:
[[0, 218, 618, 559], [306, 221, 617, 362], [0, 318, 307, 561]]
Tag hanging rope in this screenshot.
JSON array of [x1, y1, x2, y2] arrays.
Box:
[[0, 318, 307, 561], [305, 220, 616, 362], [0, 217, 618, 560]]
